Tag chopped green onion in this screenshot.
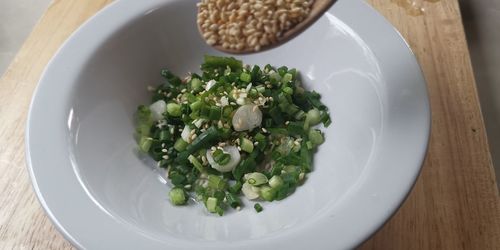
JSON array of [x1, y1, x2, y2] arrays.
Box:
[[201, 55, 242, 71], [242, 182, 260, 199], [167, 103, 182, 117], [161, 70, 182, 86], [216, 153, 231, 165], [174, 138, 189, 152], [215, 206, 224, 216], [260, 185, 276, 201], [176, 126, 220, 164], [306, 141, 313, 150], [190, 101, 203, 112], [208, 106, 221, 120], [287, 121, 305, 136], [270, 72, 281, 83], [306, 108, 321, 126], [149, 143, 164, 161], [309, 129, 325, 146], [321, 111, 332, 127], [283, 86, 293, 95], [136, 57, 331, 215], [254, 203, 263, 213], [169, 188, 187, 205], [212, 149, 231, 165], [275, 184, 292, 201], [158, 130, 171, 141], [136, 105, 152, 119], [282, 73, 293, 83], [270, 162, 284, 176], [294, 110, 306, 120], [277, 66, 288, 76], [232, 158, 256, 180], [300, 144, 312, 172], [229, 181, 242, 194], [240, 138, 254, 153], [269, 175, 284, 188], [169, 172, 187, 186], [240, 72, 251, 83], [190, 78, 202, 91], [226, 192, 241, 209], [138, 136, 153, 152], [245, 172, 268, 186], [206, 197, 218, 213], [208, 175, 227, 190], [223, 106, 233, 118], [188, 155, 204, 172]]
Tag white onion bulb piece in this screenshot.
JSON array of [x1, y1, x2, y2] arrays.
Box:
[[242, 182, 260, 200], [232, 104, 262, 132], [150, 100, 166, 121], [181, 125, 192, 143], [206, 145, 241, 172]]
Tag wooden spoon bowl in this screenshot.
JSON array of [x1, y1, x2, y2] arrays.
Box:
[[198, 0, 337, 54]]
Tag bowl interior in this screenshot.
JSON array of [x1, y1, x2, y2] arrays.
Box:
[[68, 0, 383, 243]]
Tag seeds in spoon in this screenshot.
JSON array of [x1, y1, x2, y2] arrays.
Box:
[[197, 0, 314, 52]]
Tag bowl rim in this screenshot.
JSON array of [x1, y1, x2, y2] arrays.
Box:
[[25, 0, 430, 249]]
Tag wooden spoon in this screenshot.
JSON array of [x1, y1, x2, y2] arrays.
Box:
[[198, 0, 337, 54]]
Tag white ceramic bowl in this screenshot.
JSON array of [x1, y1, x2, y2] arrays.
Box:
[[26, 0, 430, 249]]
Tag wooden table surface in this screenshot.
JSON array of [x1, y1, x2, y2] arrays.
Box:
[[1, 0, 499, 249]]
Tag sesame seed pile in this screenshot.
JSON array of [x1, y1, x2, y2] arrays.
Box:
[[197, 0, 314, 52]]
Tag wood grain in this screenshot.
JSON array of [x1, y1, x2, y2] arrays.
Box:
[[0, 0, 498, 249], [0, 1, 113, 249], [361, 0, 500, 249]]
